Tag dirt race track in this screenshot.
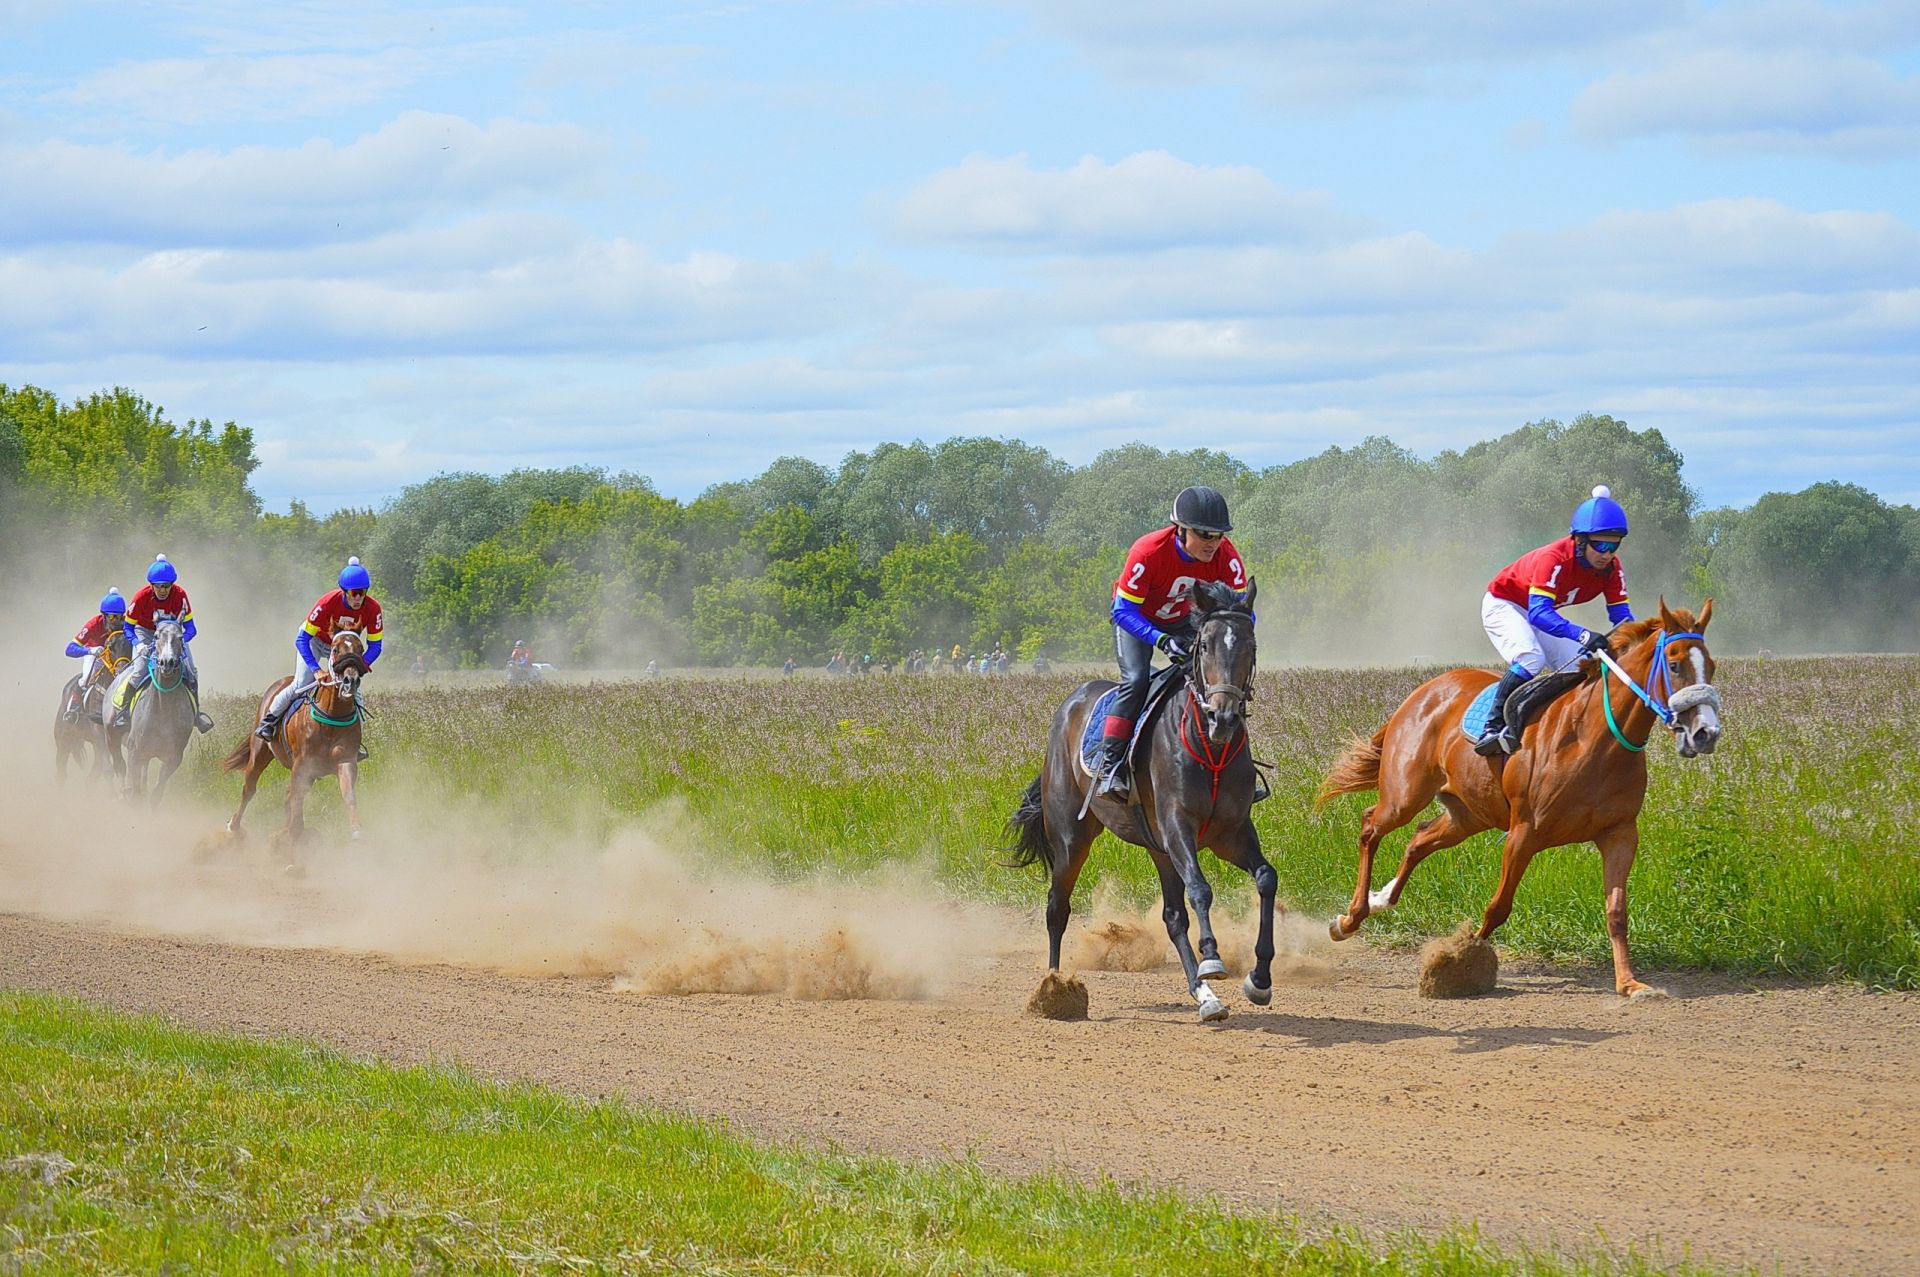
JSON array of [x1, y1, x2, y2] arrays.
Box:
[[4, 906, 1915, 1276]]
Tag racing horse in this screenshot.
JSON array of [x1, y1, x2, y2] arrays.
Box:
[[220, 629, 369, 851], [106, 620, 197, 804], [1004, 579, 1275, 1022], [1319, 600, 1722, 997], [53, 631, 131, 786]]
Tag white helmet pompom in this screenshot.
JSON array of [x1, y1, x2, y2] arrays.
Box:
[[1592, 484, 1612, 500], [154, 553, 169, 562], [348, 556, 362, 566]]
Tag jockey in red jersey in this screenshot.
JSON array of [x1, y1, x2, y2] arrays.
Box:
[[114, 554, 215, 733], [61, 587, 127, 723], [1097, 485, 1252, 799], [256, 557, 384, 746], [1474, 484, 1634, 755]]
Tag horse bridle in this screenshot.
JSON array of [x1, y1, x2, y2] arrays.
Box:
[[1187, 609, 1256, 725]]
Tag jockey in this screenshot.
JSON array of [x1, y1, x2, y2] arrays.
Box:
[[62, 587, 127, 723], [510, 638, 531, 666], [257, 557, 384, 740], [1475, 484, 1635, 755], [1098, 485, 1251, 799], [116, 555, 214, 733]]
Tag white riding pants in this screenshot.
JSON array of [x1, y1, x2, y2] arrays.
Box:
[[1481, 593, 1583, 678]]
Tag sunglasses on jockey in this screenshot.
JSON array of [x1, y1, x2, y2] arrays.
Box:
[[1586, 537, 1622, 555], [1183, 527, 1225, 542]]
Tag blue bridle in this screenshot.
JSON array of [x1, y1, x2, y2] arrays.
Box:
[[1599, 630, 1705, 751]]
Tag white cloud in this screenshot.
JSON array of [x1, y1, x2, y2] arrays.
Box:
[[1024, 0, 1679, 101], [1574, 50, 1920, 155], [52, 47, 433, 125], [0, 112, 603, 248], [893, 151, 1362, 253]]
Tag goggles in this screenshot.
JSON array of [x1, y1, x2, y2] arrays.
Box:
[[1586, 539, 1622, 555], [1186, 528, 1225, 542]]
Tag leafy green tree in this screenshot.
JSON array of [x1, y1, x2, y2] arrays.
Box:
[[1706, 482, 1918, 650], [1047, 445, 1252, 551]]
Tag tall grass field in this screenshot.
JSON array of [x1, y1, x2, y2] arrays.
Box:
[[186, 655, 1920, 989]]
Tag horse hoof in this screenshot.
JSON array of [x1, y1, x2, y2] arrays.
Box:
[[1195, 990, 1228, 1023], [349, 830, 363, 842], [1624, 982, 1670, 1001], [1328, 917, 1352, 942], [1243, 974, 1272, 1006], [1196, 957, 1227, 980]]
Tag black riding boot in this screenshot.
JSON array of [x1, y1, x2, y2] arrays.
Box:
[[1097, 737, 1131, 801], [255, 710, 281, 740], [1474, 667, 1531, 756]]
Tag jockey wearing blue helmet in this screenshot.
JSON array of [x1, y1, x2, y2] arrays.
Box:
[[115, 554, 215, 733], [62, 587, 129, 722], [256, 557, 383, 757], [1475, 485, 1635, 755]]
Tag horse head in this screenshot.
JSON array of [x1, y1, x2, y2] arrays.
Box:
[[1657, 597, 1721, 757], [329, 630, 369, 701], [1188, 577, 1258, 749], [151, 620, 185, 681]]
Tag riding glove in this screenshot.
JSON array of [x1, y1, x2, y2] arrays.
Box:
[[1156, 632, 1190, 661], [1579, 630, 1611, 657]]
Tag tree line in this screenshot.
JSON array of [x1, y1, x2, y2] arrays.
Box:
[[4, 382, 1915, 666]]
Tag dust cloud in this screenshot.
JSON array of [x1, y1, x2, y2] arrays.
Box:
[[1066, 880, 1335, 982], [0, 571, 1017, 1001]]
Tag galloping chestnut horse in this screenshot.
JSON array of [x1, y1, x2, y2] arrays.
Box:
[[221, 630, 369, 849], [1004, 579, 1276, 1022], [1319, 599, 1722, 997]]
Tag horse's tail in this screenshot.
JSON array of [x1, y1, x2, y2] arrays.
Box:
[[218, 736, 253, 772], [1317, 729, 1384, 805], [999, 773, 1054, 874]]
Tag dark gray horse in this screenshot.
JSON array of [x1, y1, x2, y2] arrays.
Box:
[[108, 619, 196, 804], [1003, 579, 1275, 1022], [53, 631, 131, 786]]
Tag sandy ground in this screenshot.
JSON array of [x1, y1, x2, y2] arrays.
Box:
[[3, 898, 1914, 1275]]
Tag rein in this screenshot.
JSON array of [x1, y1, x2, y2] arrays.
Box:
[[1176, 613, 1255, 838], [148, 653, 183, 693], [308, 662, 364, 727], [1595, 630, 1709, 752]]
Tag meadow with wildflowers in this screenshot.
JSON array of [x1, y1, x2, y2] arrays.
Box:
[[190, 655, 1920, 989]]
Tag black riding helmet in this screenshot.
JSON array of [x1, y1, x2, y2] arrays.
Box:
[[1170, 485, 1232, 534]]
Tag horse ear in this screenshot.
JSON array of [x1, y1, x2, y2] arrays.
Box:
[[1698, 597, 1714, 631], [1242, 576, 1258, 612], [1658, 595, 1679, 630]]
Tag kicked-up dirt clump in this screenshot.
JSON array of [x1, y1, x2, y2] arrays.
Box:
[[1418, 922, 1498, 998], [1025, 970, 1089, 1020]]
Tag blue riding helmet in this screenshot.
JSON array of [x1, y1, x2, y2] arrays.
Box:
[[100, 588, 127, 616], [339, 556, 371, 591], [1570, 484, 1629, 537], [146, 554, 178, 585]]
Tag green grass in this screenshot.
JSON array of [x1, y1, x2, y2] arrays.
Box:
[[181, 656, 1920, 988], [0, 990, 1734, 1275]]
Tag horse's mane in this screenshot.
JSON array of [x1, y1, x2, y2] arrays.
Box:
[[1192, 579, 1249, 616], [1576, 609, 1700, 685]]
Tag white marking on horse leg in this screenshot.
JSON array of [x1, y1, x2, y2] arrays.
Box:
[[1367, 877, 1402, 912], [1195, 985, 1228, 1022]]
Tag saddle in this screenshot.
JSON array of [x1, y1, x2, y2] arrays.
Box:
[[1460, 669, 1584, 745], [1077, 663, 1188, 786]]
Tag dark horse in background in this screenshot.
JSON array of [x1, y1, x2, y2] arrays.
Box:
[[1005, 580, 1276, 1022], [221, 629, 370, 853], [53, 631, 131, 786], [105, 620, 196, 804], [1319, 600, 1722, 998]]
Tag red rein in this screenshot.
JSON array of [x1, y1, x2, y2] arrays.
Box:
[[1178, 687, 1246, 840]]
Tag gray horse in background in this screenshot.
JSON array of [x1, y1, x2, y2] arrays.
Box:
[[107, 619, 196, 804]]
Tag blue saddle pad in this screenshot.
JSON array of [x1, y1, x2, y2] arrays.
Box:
[[1080, 687, 1122, 773], [1460, 682, 1499, 741]]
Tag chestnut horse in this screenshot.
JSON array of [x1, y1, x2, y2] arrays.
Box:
[[1318, 600, 1722, 998], [1004, 579, 1276, 1022], [220, 630, 369, 850]]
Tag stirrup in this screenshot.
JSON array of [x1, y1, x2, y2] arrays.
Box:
[[356, 744, 370, 763], [194, 712, 215, 734], [1473, 726, 1512, 757], [1099, 763, 1131, 801], [255, 716, 278, 740]]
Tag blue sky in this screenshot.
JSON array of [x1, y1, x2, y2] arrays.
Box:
[[3, 0, 1916, 513]]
